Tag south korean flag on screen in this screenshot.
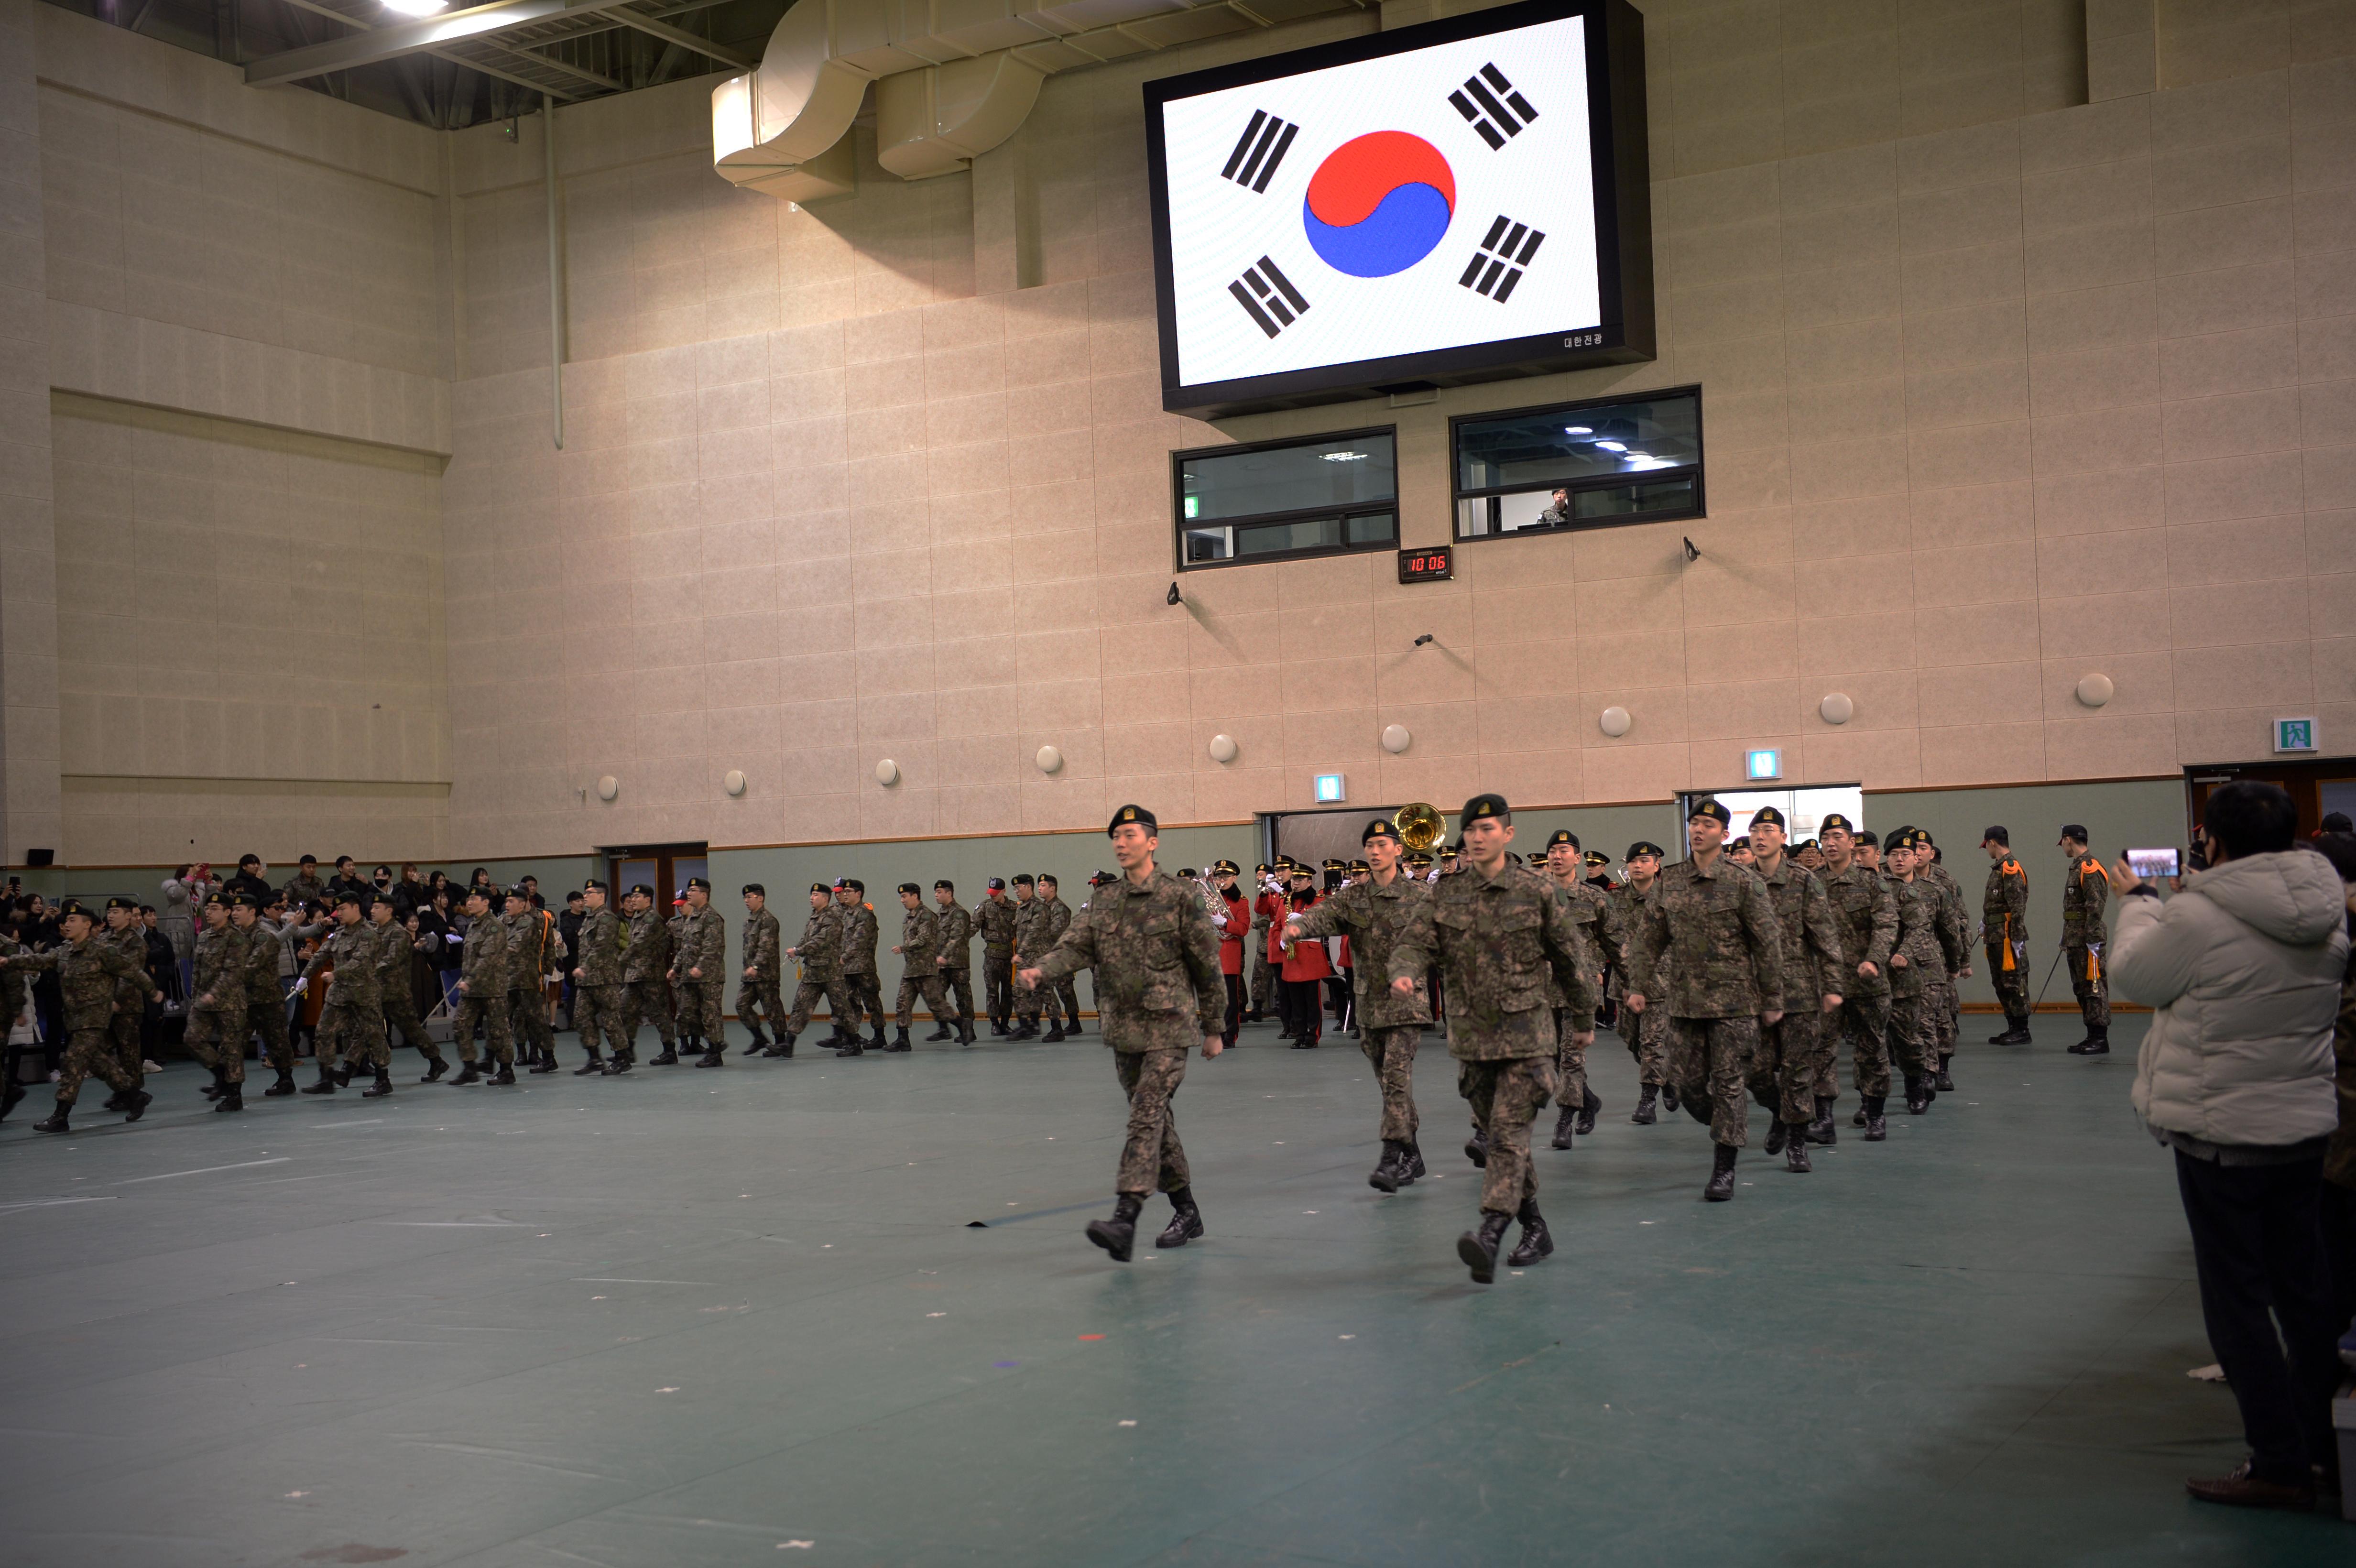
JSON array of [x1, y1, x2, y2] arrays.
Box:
[[1161, 15, 1597, 390]]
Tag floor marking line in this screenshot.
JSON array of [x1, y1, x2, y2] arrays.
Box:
[[568, 1277, 720, 1285], [380, 1220, 526, 1227], [0, 1195, 119, 1211], [971, 1198, 1104, 1227], [111, 1157, 292, 1185]]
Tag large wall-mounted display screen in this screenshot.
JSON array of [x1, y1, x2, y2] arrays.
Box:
[[1145, 0, 1654, 419]]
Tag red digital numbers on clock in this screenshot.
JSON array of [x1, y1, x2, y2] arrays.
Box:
[[1397, 546, 1452, 583]]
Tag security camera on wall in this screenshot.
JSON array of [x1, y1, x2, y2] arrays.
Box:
[[1143, 0, 1656, 419]]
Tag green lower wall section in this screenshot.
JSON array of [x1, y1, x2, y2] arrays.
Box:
[[9, 779, 2189, 1019]]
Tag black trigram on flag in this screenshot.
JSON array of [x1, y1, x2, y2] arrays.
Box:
[[1459, 216, 1545, 302], [1450, 64, 1538, 150], [1220, 109, 1300, 193], [1229, 255, 1310, 338]]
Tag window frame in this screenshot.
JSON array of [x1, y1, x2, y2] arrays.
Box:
[[1448, 384, 1705, 544], [1170, 424, 1403, 573]]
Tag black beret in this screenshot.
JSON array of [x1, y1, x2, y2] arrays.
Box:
[[627, 883, 654, 900], [1820, 813, 1856, 834], [584, 877, 607, 892], [1461, 792, 1509, 827], [1913, 829, 1935, 846], [1689, 798, 1732, 826], [105, 896, 137, 912], [1012, 873, 1035, 887], [1545, 828, 1578, 850], [227, 891, 259, 910], [742, 882, 764, 896], [685, 876, 710, 892], [1109, 803, 1157, 836], [809, 882, 831, 895], [1362, 818, 1401, 846], [1731, 836, 1751, 849], [1854, 830, 1879, 849], [57, 899, 93, 920], [336, 889, 366, 907], [898, 882, 921, 896], [1626, 841, 1665, 860], [202, 890, 230, 908], [1889, 824, 1916, 844], [1750, 805, 1786, 828], [505, 884, 533, 901], [934, 879, 956, 891], [1982, 826, 2008, 846], [848, 880, 864, 894]]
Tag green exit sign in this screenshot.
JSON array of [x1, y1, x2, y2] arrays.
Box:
[[2273, 717, 2317, 753]]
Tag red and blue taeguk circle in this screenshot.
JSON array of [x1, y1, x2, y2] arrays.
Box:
[[1301, 131, 1456, 279]]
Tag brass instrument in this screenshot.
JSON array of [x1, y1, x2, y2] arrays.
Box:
[[1392, 802, 1445, 852]]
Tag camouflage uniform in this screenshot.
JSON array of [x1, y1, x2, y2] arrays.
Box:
[[373, 917, 442, 1067], [102, 920, 151, 1086], [2063, 852, 2111, 1034], [303, 920, 386, 1075], [974, 895, 1019, 1030], [1387, 862, 1598, 1216], [671, 902, 727, 1047], [838, 898, 884, 1041], [504, 908, 561, 1066], [1625, 858, 1785, 1149], [894, 903, 950, 1030], [1609, 879, 1671, 1089], [934, 899, 976, 1029], [570, 904, 627, 1063], [1920, 856, 1967, 1065], [619, 906, 676, 1056], [183, 919, 251, 1085], [4, 934, 149, 1109], [1248, 890, 1278, 1018], [281, 872, 327, 908], [1983, 851, 2031, 1031], [1029, 871, 1224, 1197], [1034, 893, 1079, 1030], [1889, 872, 1967, 1088], [785, 901, 848, 1038], [1749, 856, 1848, 1128], [736, 904, 785, 1040], [1288, 871, 1432, 1144], [452, 914, 514, 1067], [1818, 863, 1897, 1099], [1013, 896, 1050, 1030], [1546, 877, 1611, 1122], [238, 915, 296, 1076]]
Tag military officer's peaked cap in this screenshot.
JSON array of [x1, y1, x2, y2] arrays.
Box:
[[1460, 792, 1509, 826], [808, 882, 830, 895], [1320, 858, 1345, 871], [1689, 797, 1732, 826], [1584, 849, 1610, 867], [985, 877, 1005, 890], [742, 882, 764, 896], [55, 898, 93, 921], [1361, 818, 1401, 845], [1982, 825, 2009, 845], [685, 876, 711, 892], [2059, 823, 2088, 844], [1091, 870, 1118, 886], [1625, 840, 1665, 860], [898, 882, 921, 896], [1214, 859, 1240, 874], [1819, 813, 1856, 835], [1350, 860, 1370, 873], [1750, 805, 1787, 828], [1109, 803, 1157, 836], [1545, 828, 1578, 850]]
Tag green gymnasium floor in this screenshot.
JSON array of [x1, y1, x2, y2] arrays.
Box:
[[1, 1013, 2347, 1566]]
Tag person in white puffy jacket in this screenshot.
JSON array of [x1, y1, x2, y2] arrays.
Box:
[[2110, 781, 2347, 1512]]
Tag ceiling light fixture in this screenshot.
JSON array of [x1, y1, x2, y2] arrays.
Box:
[[1322, 451, 1368, 462], [382, 0, 451, 15], [1594, 439, 1626, 451], [1564, 425, 1592, 435]]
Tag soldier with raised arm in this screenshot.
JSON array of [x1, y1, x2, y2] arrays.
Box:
[[778, 882, 853, 1057]]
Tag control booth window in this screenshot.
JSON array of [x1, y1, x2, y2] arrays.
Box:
[[1175, 428, 1398, 570], [1452, 387, 1702, 541]]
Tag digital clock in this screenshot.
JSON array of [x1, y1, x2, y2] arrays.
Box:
[[1398, 546, 1454, 583]]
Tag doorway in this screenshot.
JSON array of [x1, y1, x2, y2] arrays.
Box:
[[2183, 759, 2356, 838], [603, 844, 709, 905]]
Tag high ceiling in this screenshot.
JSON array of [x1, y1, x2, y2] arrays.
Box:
[[42, 0, 792, 130]]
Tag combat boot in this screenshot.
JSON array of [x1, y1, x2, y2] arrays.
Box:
[[1805, 1095, 1837, 1145], [1904, 1076, 1931, 1115], [214, 1083, 243, 1113], [1368, 1141, 1407, 1193], [1085, 1194, 1145, 1262], [1992, 1022, 2032, 1045], [1464, 1126, 1489, 1168], [1577, 1085, 1600, 1136], [761, 1034, 794, 1058], [1784, 1122, 1811, 1171], [492, 1063, 516, 1085], [120, 1089, 151, 1123], [450, 1060, 483, 1085], [2068, 1029, 2109, 1056], [420, 1057, 449, 1083], [834, 1034, 863, 1057], [529, 1053, 559, 1074], [1660, 1082, 1680, 1114], [1631, 1084, 1658, 1124], [301, 1063, 337, 1094], [989, 1018, 1008, 1037], [1765, 1119, 1788, 1155], [1401, 1141, 1427, 1182], [574, 1057, 606, 1075], [1550, 1105, 1577, 1150], [334, 1062, 354, 1088], [1044, 1022, 1067, 1042], [742, 1026, 770, 1051], [1155, 1189, 1204, 1249], [868, 1021, 889, 1052], [649, 1046, 679, 1065], [1853, 1102, 1869, 1126], [1704, 1143, 1737, 1202], [925, 1022, 953, 1042], [265, 1070, 299, 1097], [1457, 1210, 1513, 1284], [1506, 1199, 1553, 1266], [1862, 1095, 1888, 1141], [104, 1089, 131, 1111], [34, 1104, 71, 1132], [199, 1066, 224, 1101], [361, 1070, 393, 1098], [605, 1053, 634, 1075], [694, 1045, 725, 1067], [892, 1026, 913, 1052], [1936, 1056, 1955, 1092], [957, 1019, 976, 1045]]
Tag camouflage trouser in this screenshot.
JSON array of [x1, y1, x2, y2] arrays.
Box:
[[56, 1024, 137, 1108], [1359, 1024, 1421, 1143], [1459, 1054, 1556, 1215], [383, 980, 443, 1063], [842, 971, 884, 1032], [320, 998, 388, 1072], [1620, 999, 1670, 1087], [1887, 992, 1937, 1082], [110, 1006, 145, 1083], [507, 985, 556, 1061], [672, 980, 722, 1044], [1669, 1015, 1758, 1148], [2067, 943, 2109, 1029], [1831, 992, 1892, 1098], [1113, 1048, 1190, 1196], [1015, 957, 1051, 1024], [1750, 1009, 1824, 1127], [184, 1002, 249, 1085], [573, 983, 625, 1060], [895, 970, 949, 1030], [1052, 977, 1082, 1029], [735, 972, 785, 1036], [248, 986, 293, 1075], [1987, 938, 2030, 1023], [1553, 1008, 1589, 1112], [983, 953, 1014, 1024], [785, 976, 848, 1037], [452, 991, 513, 1066], [940, 967, 975, 1023], [1925, 978, 1958, 1062], [620, 979, 676, 1052], [1249, 944, 1276, 1015]]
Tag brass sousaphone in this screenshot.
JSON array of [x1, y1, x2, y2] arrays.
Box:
[[1391, 802, 1445, 852]]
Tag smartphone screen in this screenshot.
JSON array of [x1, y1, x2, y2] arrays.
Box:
[[2126, 847, 2181, 880]]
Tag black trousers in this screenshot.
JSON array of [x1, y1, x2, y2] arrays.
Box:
[[1222, 974, 1243, 1046], [2173, 1151, 2340, 1486], [2324, 1180, 2356, 1356], [1281, 978, 1322, 1042]]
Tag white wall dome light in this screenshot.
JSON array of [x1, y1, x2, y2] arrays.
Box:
[[1819, 693, 1854, 725], [1381, 724, 1412, 754], [1208, 734, 1239, 763], [2075, 674, 2114, 708], [1036, 745, 1064, 774], [1599, 706, 1632, 738], [875, 759, 900, 786]]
